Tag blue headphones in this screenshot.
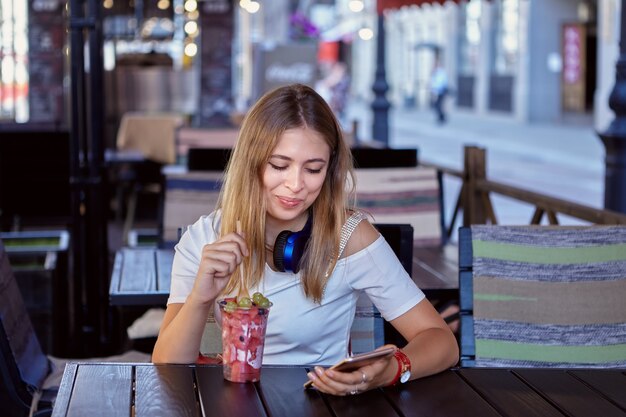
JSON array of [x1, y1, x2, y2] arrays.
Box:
[[273, 217, 312, 273]]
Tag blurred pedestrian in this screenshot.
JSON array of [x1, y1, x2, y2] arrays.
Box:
[[328, 62, 350, 122], [430, 56, 448, 124], [316, 61, 350, 124]]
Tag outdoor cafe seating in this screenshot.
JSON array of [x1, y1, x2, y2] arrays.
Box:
[[6, 122, 626, 416], [7, 204, 626, 417]]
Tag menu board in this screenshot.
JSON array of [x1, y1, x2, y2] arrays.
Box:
[[198, 0, 234, 127], [28, 0, 66, 124]]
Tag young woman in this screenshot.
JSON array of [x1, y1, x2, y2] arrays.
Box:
[[152, 84, 458, 395]]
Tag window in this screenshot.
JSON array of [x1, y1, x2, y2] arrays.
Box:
[[492, 0, 519, 75], [458, 0, 481, 75], [0, 0, 28, 122]]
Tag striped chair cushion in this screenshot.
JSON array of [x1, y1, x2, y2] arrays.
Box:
[[355, 167, 442, 247], [471, 225, 626, 368], [162, 171, 224, 244]]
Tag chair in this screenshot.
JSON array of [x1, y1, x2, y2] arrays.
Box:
[[350, 223, 414, 353], [0, 130, 71, 230], [116, 112, 185, 166], [1, 240, 151, 417], [352, 155, 456, 332], [354, 165, 443, 249], [175, 127, 239, 159], [0, 240, 54, 417], [351, 147, 418, 168], [459, 225, 626, 368], [157, 147, 232, 248], [114, 112, 186, 244], [186, 147, 232, 171], [160, 171, 224, 247]]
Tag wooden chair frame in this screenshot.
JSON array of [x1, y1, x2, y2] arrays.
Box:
[[458, 227, 475, 367]]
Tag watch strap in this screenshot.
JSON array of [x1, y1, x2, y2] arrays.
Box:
[[389, 349, 411, 386]]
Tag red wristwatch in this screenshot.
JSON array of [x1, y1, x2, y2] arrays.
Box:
[[389, 349, 411, 386]]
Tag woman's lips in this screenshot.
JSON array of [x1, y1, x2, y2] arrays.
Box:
[[277, 196, 302, 208]]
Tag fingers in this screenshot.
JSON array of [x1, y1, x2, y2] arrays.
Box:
[[306, 347, 399, 396], [306, 366, 371, 396], [191, 233, 249, 303], [201, 245, 240, 278], [199, 232, 249, 277]]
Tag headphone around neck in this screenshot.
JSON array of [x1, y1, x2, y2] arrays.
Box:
[[273, 217, 312, 273]]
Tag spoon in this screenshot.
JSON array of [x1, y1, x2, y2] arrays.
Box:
[[236, 220, 250, 301]]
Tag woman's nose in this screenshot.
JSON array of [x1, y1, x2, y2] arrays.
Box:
[[285, 168, 304, 191]]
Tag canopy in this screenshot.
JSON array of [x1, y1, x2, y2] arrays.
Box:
[[378, 0, 460, 13], [378, 0, 501, 12]]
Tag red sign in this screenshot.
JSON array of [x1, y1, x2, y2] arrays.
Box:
[[563, 24, 583, 85]]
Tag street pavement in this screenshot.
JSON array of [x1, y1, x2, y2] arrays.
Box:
[[345, 98, 607, 236]]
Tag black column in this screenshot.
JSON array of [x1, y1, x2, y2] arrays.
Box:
[[371, 13, 390, 146], [598, 1, 626, 213], [68, 0, 110, 356]]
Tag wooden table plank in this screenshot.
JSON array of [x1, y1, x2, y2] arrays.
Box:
[[384, 370, 501, 417], [325, 388, 400, 417], [109, 251, 124, 299], [135, 364, 200, 417], [65, 364, 133, 417], [196, 366, 267, 417], [570, 370, 626, 412], [459, 369, 563, 417], [156, 249, 173, 293], [121, 249, 156, 292], [109, 248, 171, 306], [51, 363, 78, 417], [413, 245, 458, 300], [516, 369, 626, 417], [258, 367, 333, 417]]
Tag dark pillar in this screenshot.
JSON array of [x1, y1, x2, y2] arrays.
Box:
[[598, 1, 626, 213], [371, 13, 390, 146], [198, 2, 235, 127], [69, 0, 111, 356]]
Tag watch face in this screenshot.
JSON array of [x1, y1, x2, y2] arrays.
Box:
[[400, 371, 411, 383]]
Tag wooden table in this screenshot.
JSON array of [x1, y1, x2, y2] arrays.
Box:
[[51, 363, 626, 417], [413, 245, 458, 299], [109, 248, 173, 306]]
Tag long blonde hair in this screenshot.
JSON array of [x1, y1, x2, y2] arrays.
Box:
[[217, 84, 355, 302]]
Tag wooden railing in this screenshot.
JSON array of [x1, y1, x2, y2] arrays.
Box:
[[421, 145, 626, 240]]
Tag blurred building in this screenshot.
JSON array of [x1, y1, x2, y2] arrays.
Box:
[[0, 0, 620, 131], [360, 0, 615, 131]]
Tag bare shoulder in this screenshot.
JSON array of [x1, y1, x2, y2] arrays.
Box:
[[341, 216, 380, 258]]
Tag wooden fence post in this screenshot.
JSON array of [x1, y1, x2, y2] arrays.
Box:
[[463, 146, 489, 226]]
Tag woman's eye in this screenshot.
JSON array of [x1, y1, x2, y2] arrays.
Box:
[[306, 168, 323, 174], [269, 163, 287, 171]]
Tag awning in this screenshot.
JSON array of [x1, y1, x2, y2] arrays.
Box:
[[378, 0, 458, 13], [320, 17, 363, 41]]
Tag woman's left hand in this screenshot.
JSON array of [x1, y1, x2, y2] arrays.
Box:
[[306, 345, 397, 396]]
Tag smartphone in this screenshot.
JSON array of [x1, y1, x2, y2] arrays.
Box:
[[303, 346, 395, 389]]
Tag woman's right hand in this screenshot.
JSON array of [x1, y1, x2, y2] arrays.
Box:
[[188, 231, 249, 305]]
